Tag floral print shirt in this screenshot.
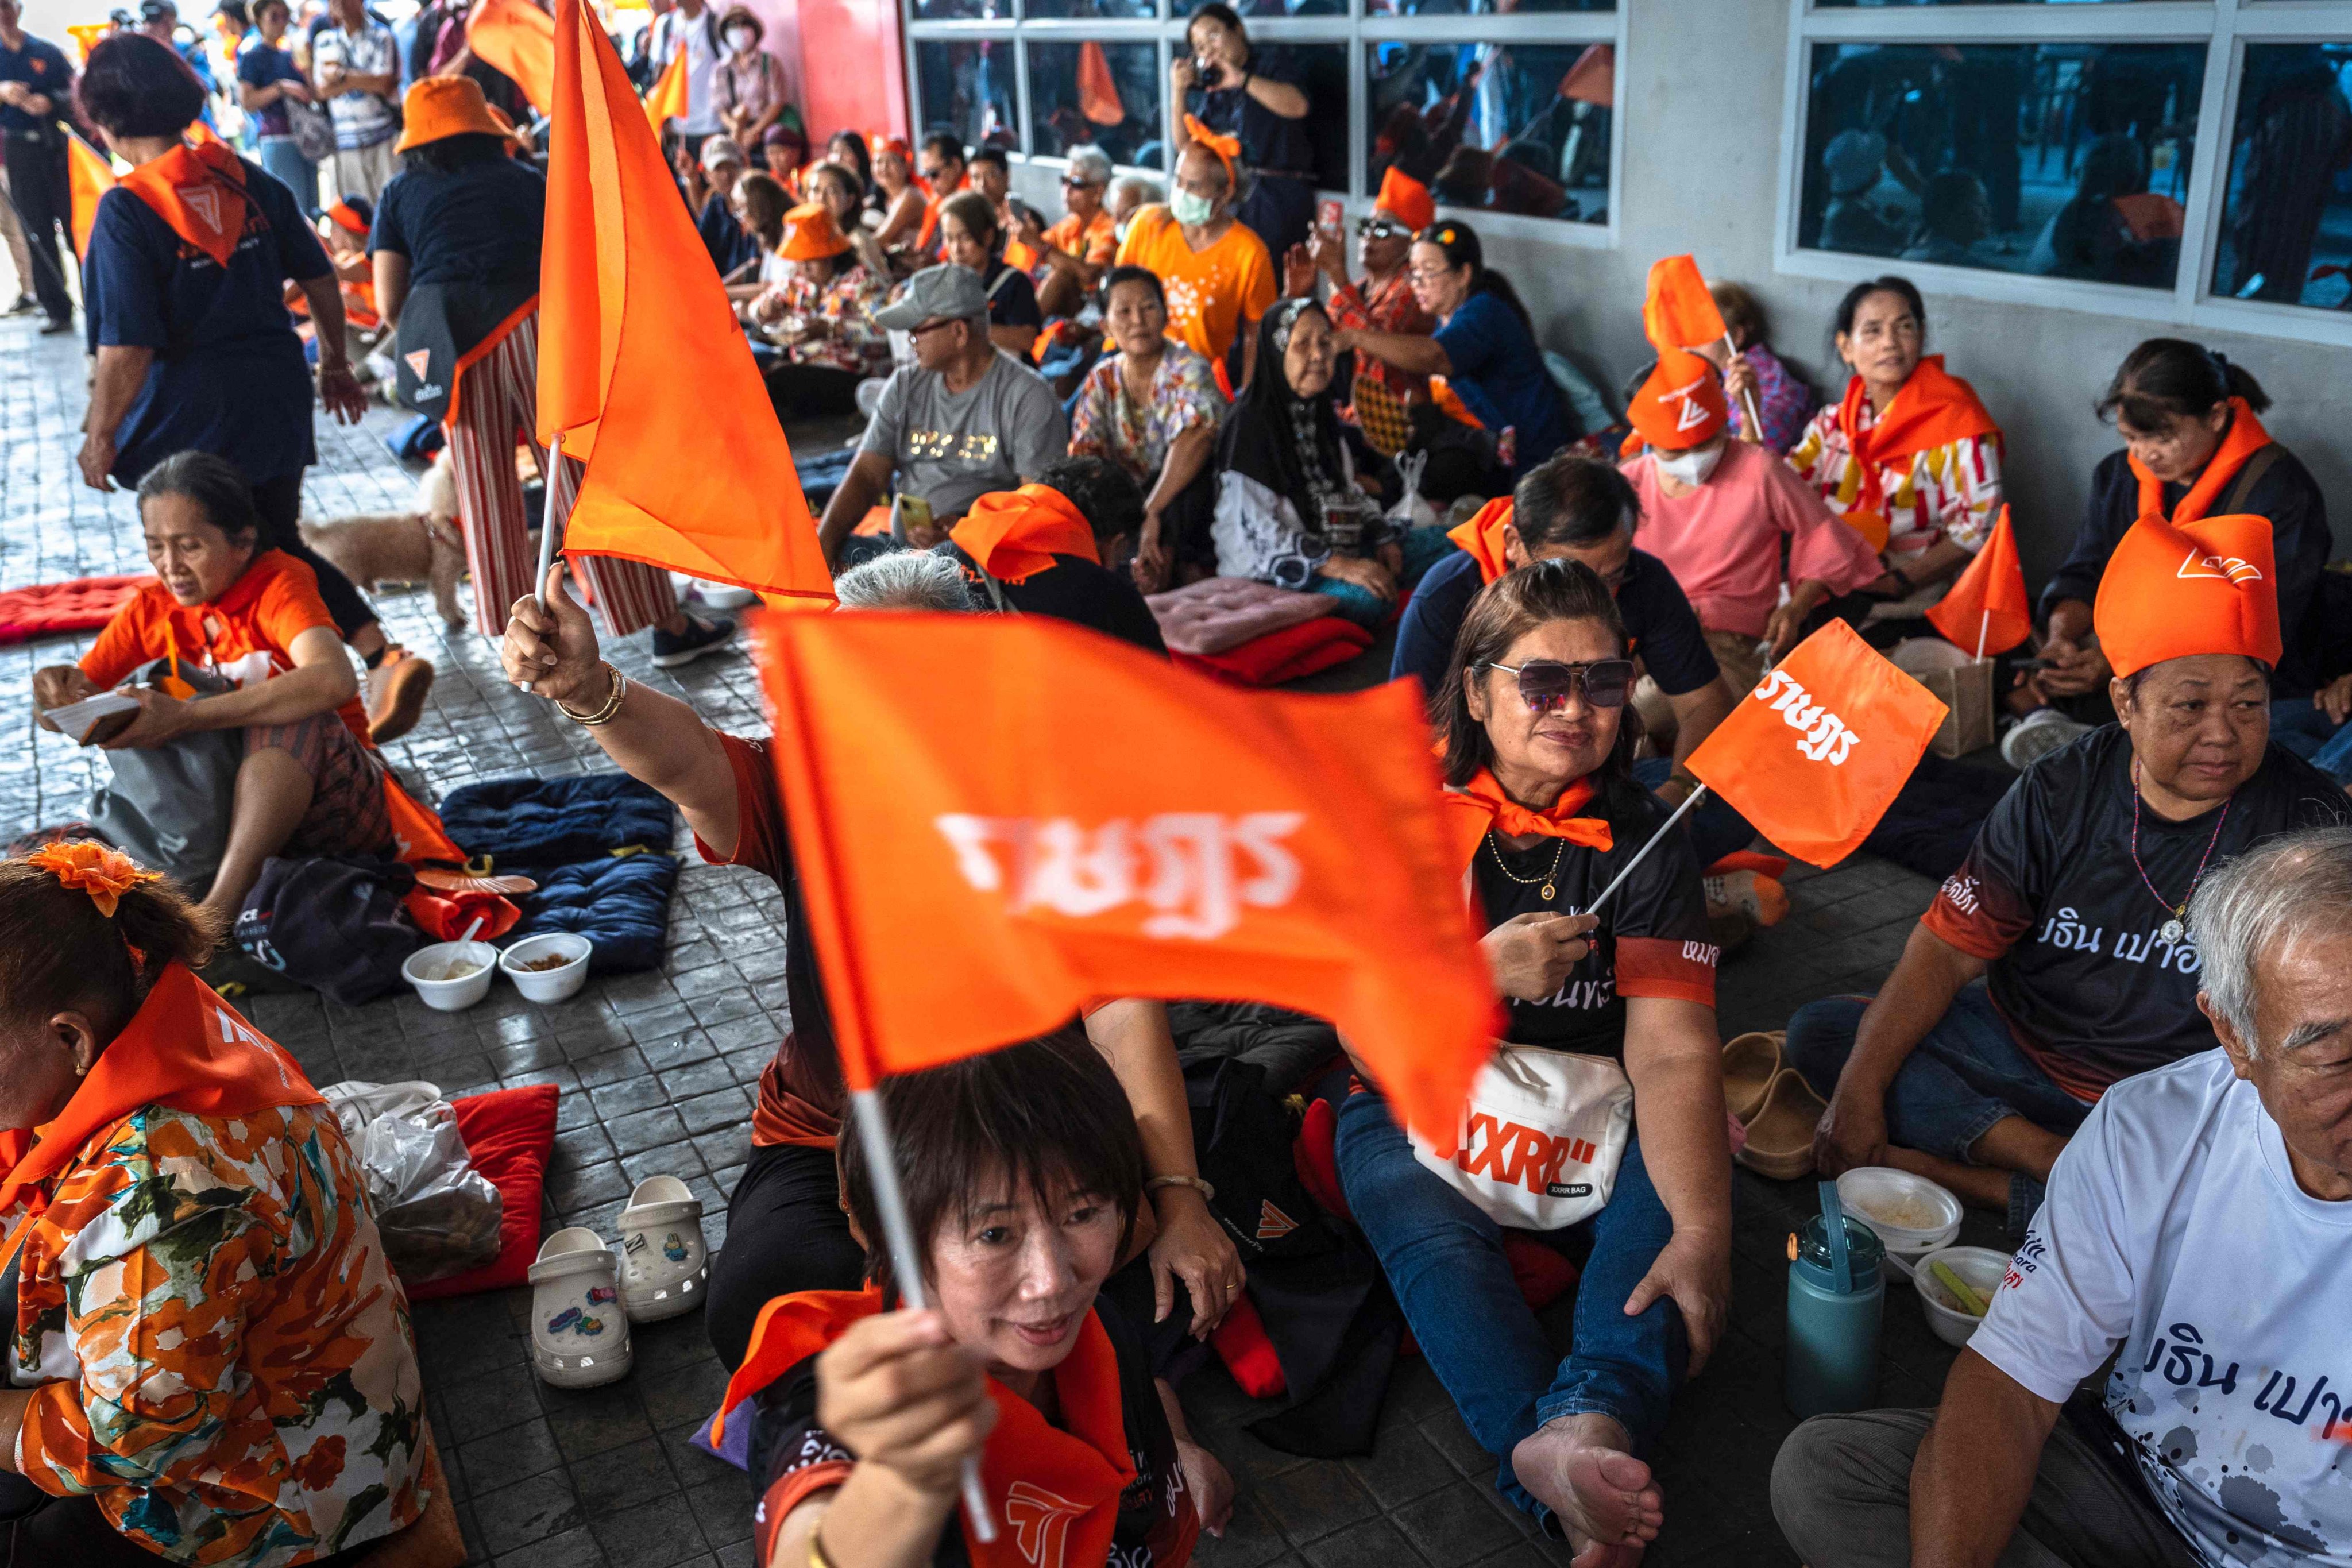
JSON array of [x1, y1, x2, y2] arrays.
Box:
[[764, 263, 891, 379], [1786, 399, 2006, 559], [1068, 340, 1226, 492], [1322, 268, 1431, 402], [1723, 342, 1818, 457], [7, 1101, 427, 1566]]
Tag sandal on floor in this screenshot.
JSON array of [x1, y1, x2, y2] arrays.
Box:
[[617, 1175, 708, 1324], [528, 1227, 633, 1388], [1722, 1032, 1785, 1125], [1735, 1068, 1828, 1182]]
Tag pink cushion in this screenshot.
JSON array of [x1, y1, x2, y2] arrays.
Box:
[[1147, 577, 1335, 656]]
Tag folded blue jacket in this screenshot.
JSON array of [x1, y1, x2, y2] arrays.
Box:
[[439, 773, 677, 868]]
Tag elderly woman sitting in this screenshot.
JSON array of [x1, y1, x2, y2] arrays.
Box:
[[1069, 265, 1226, 592], [748, 200, 890, 420], [0, 845, 443, 1566], [32, 454, 403, 926], [1790, 510, 2351, 1233], [936, 190, 1042, 358]]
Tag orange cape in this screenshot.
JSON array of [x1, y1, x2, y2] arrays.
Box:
[[951, 485, 1101, 584], [1448, 497, 1516, 585], [2131, 398, 2272, 528], [1834, 356, 2000, 532]]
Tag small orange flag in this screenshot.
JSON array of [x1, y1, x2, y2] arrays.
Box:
[[466, 0, 555, 115], [755, 613, 1501, 1149], [1686, 620, 1946, 868], [539, 0, 833, 603], [1924, 504, 2032, 658], [67, 131, 116, 258], [1641, 254, 1727, 354], [1077, 42, 1125, 126], [1558, 43, 1613, 108], [642, 44, 689, 137]]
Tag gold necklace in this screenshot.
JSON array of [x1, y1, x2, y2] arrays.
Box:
[[1485, 832, 1565, 903]]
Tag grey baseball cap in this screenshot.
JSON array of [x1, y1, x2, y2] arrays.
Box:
[[874, 265, 988, 331]]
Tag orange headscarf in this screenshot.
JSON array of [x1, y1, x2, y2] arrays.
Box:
[[2092, 512, 2281, 679], [951, 485, 1100, 584], [1182, 113, 1241, 192], [1834, 355, 2001, 534], [778, 200, 852, 261], [868, 133, 911, 164], [1620, 346, 1727, 457], [2132, 397, 2273, 528], [118, 138, 250, 268], [1441, 772, 1615, 871], [1449, 497, 1516, 585], [1374, 165, 1434, 233]]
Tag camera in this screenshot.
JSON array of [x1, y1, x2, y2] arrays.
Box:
[[1194, 54, 1230, 91]]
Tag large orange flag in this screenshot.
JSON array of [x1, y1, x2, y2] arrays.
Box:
[[466, 0, 555, 115], [756, 613, 1500, 1149], [1642, 255, 1727, 353], [642, 45, 689, 137], [67, 132, 116, 258], [1924, 504, 2032, 658], [1077, 42, 1125, 126], [1686, 620, 1945, 867], [539, 0, 832, 603]]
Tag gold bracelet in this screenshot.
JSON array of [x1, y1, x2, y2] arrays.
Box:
[[557, 663, 627, 726], [807, 1522, 835, 1568]]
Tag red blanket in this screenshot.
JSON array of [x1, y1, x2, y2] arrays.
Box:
[[0, 574, 149, 647], [1170, 616, 1373, 686]]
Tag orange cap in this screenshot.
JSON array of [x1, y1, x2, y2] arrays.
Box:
[[779, 201, 853, 261], [2093, 513, 2281, 679], [1374, 165, 1434, 233], [395, 75, 511, 153], [1621, 346, 1727, 457], [1182, 114, 1241, 191]]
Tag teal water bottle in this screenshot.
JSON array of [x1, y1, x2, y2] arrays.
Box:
[[1784, 1181, 1886, 1419]]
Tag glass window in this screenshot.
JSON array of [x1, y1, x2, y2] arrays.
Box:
[[914, 40, 1022, 151], [1026, 0, 1155, 15], [1798, 42, 2205, 291], [912, 0, 1009, 17], [2211, 43, 2352, 308], [1814, 0, 2150, 6], [1366, 41, 1612, 223], [1221, 0, 1348, 14], [1363, 0, 1611, 14], [1029, 40, 1167, 168]]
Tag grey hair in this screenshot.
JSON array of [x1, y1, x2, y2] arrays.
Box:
[[1110, 174, 1162, 208], [1066, 146, 1114, 187], [2188, 824, 2352, 1053], [833, 549, 975, 612]]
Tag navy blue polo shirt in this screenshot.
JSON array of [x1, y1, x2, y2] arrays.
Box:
[[83, 157, 333, 487], [370, 157, 547, 287], [1433, 291, 1569, 473], [0, 33, 73, 133]]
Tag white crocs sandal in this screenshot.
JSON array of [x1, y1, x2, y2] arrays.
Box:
[[528, 1227, 634, 1388], [617, 1175, 709, 1324]]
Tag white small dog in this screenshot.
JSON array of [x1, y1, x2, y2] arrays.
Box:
[[299, 454, 468, 631]]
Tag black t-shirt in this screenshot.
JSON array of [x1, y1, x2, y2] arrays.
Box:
[[697, 189, 762, 280], [943, 542, 1168, 656], [369, 157, 549, 289], [981, 258, 1042, 331], [1922, 725, 2349, 1098], [1469, 783, 1718, 1057], [1393, 546, 1721, 702]]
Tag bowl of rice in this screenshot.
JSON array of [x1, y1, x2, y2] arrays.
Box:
[[1835, 1167, 1963, 1284]]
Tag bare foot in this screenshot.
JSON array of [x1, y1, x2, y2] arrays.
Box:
[[1511, 1415, 1662, 1562]]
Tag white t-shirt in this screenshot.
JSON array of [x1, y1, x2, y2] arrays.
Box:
[[1972, 1051, 2352, 1567], [651, 6, 723, 136]]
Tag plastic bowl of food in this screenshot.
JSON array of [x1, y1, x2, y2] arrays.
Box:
[[1914, 1245, 2010, 1347], [499, 933, 593, 1003], [401, 940, 497, 1011], [1836, 1167, 1963, 1284]]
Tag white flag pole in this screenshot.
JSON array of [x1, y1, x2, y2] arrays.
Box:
[[522, 430, 566, 694], [1974, 609, 1989, 665], [1722, 331, 1766, 443], [1586, 783, 1710, 918], [848, 1088, 999, 1543]]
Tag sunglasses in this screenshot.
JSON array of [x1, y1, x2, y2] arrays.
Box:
[[1061, 174, 1102, 190], [1486, 658, 1635, 712], [1355, 217, 1409, 240]]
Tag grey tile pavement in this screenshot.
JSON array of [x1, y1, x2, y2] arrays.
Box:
[[1, 308, 2002, 1566]]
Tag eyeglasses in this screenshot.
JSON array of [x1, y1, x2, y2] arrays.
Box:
[[904, 318, 960, 339], [1484, 658, 1635, 712], [1355, 217, 1408, 240], [1061, 175, 1102, 190], [920, 164, 952, 184]]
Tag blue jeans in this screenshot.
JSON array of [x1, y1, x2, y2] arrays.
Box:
[[1334, 1089, 1687, 1525], [1631, 756, 1756, 870], [1312, 523, 1455, 628], [256, 137, 318, 213], [2272, 697, 2352, 783]]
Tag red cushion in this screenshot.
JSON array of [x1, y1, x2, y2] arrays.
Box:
[[404, 1083, 559, 1301], [1171, 617, 1374, 688], [0, 574, 149, 647]]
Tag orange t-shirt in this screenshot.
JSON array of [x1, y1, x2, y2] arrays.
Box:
[[80, 551, 367, 737], [1012, 208, 1117, 275], [1113, 204, 1276, 365]]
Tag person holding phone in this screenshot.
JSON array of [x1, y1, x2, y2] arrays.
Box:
[[1170, 1, 1311, 258]]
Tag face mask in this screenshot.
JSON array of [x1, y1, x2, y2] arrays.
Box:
[[1114, 215, 1134, 245], [1655, 445, 1723, 487], [727, 28, 754, 48], [1169, 188, 1216, 227]]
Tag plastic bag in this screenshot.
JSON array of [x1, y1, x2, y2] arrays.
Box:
[[320, 1080, 505, 1283]]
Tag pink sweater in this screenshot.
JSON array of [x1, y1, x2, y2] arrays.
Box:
[[1623, 440, 1886, 638]]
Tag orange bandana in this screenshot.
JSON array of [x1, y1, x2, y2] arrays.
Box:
[[118, 138, 252, 268], [1441, 771, 1615, 871], [1182, 113, 1241, 191], [2092, 512, 2281, 679], [951, 485, 1101, 584], [1834, 355, 2000, 535], [2131, 397, 2272, 529], [1621, 346, 1727, 457], [1448, 497, 1516, 585], [720, 1288, 1148, 1568]]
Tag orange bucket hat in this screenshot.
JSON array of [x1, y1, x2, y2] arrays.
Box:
[[2093, 512, 2281, 679], [1620, 345, 1728, 457], [779, 201, 853, 261], [395, 75, 511, 154], [1374, 165, 1435, 234]]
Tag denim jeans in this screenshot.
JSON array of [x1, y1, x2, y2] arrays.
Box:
[[1311, 523, 1455, 628], [1631, 756, 1757, 870], [2272, 697, 2352, 784], [255, 136, 318, 213], [1334, 1088, 1687, 1525]]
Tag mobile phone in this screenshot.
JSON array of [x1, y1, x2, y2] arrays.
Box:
[[1317, 199, 1344, 239]]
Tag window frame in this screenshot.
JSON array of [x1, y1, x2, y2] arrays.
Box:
[[898, 1, 1628, 248], [1774, 0, 2352, 349]]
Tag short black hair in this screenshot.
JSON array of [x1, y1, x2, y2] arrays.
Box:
[[137, 450, 263, 546], [1831, 275, 1926, 345], [1512, 453, 1639, 550], [921, 131, 967, 167], [78, 33, 208, 138], [1037, 454, 1145, 550], [968, 146, 1008, 175], [836, 1025, 1143, 1301], [402, 132, 510, 177], [1099, 262, 1164, 312]]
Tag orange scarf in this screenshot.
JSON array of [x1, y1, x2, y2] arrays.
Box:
[[1835, 355, 2000, 527], [1448, 497, 1515, 585], [952, 485, 1101, 584], [1, 964, 322, 1250], [2131, 398, 2272, 528], [1442, 770, 1615, 870], [118, 138, 252, 268], [717, 1288, 1142, 1568]]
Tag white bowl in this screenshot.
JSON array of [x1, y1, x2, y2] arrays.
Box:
[[401, 940, 497, 1012], [1837, 1167, 1963, 1281], [1914, 1245, 2010, 1347], [499, 933, 593, 1003]]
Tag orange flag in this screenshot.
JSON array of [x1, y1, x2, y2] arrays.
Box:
[[1924, 504, 2032, 658], [539, 0, 833, 603], [67, 131, 116, 258], [1558, 43, 1613, 107], [1686, 620, 1946, 868], [642, 44, 689, 136], [755, 612, 1501, 1149], [466, 0, 555, 114], [1077, 42, 1125, 126], [1641, 254, 1727, 354]]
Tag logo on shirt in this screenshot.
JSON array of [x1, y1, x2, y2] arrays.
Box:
[[1255, 1199, 1298, 1242], [934, 811, 1303, 940], [1749, 667, 1861, 765], [1005, 1482, 1090, 1568], [2175, 549, 2263, 585], [404, 347, 434, 379], [907, 428, 1001, 462], [178, 186, 227, 244]]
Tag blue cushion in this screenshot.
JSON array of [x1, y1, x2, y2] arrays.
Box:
[[501, 853, 679, 974], [439, 773, 676, 868]]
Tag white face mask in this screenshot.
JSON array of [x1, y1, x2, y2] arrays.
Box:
[[1655, 443, 1723, 488], [727, 28, 755, 49], [1169, 188, 1216, 227]]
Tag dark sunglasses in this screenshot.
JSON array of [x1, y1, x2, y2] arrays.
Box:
[[1486, 658, 1635, 712], [1061, 174, 1102, 189], [1355, 217, 1409, 240]]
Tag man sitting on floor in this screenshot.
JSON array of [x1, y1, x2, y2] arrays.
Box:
[[944, 455, 1168, 655], [1774, 823, 2352, 1568]]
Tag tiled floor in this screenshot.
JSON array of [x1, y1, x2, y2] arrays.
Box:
[[2, 307, 2007, 1567]]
